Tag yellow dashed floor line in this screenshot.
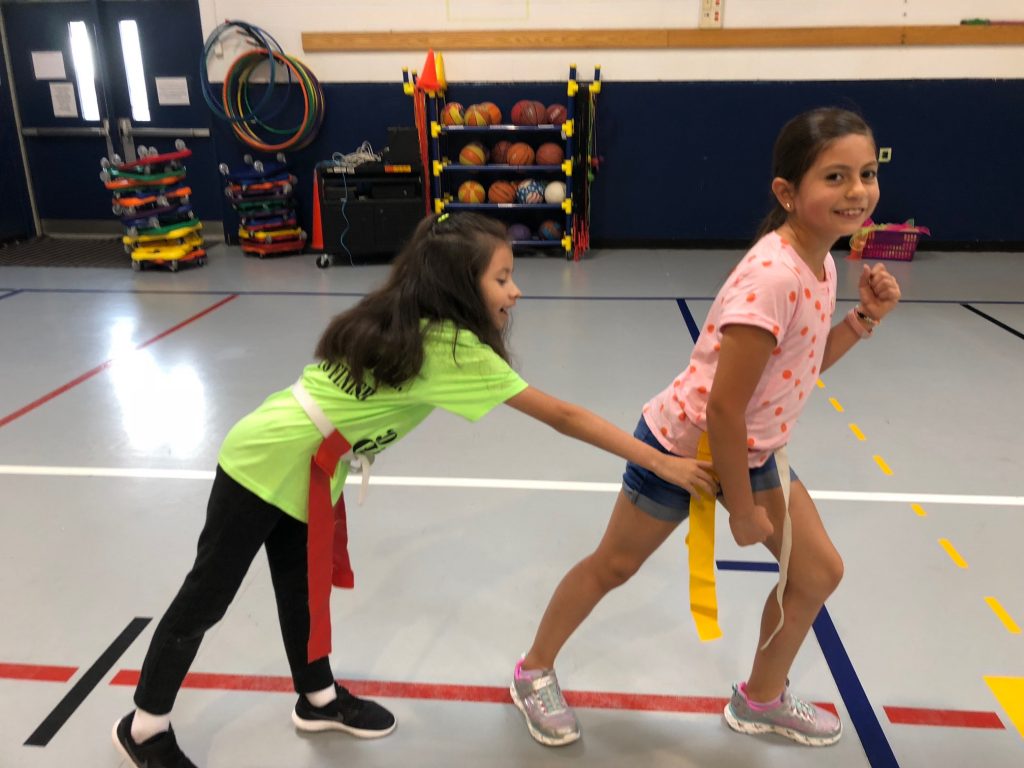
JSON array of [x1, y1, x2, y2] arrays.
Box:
[[822, 371, 1021, 722], [985, 597, 1022, 634], [939, 538, 968, 569]]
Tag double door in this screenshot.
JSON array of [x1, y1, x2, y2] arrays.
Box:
[[0, 0, 222, 236]]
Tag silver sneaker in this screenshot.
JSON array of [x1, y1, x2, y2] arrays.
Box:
[[724, 682, 842, 746], [509, 657, 581, 746]]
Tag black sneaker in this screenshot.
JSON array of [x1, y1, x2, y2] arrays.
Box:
[[112, 711, 198, 767], [291, 683, 396, 738]]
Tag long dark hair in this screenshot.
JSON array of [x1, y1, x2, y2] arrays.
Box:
[[314, 212, 510, 388], [755, 107, 875, 241]]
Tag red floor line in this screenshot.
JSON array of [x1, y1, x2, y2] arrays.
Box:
[[108, 669, 825, 714], [884, 706, 1005, 729], [0, 662, 78, 682], [105, 669, 1008, 729], [0, 294, 238, 429]]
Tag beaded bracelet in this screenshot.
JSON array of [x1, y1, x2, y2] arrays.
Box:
[[845, 307, 874, 338], [854, 305, 880, 328]]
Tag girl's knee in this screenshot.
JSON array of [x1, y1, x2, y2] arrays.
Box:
[[789, 551, 843, 605], [590, 551, 644, 590], [821, 552, 844, 595], [807, 551, 844, 600]]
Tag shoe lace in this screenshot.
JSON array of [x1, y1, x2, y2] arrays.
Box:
[[533, 676, 568, 715], [787, 694, 817, 725]]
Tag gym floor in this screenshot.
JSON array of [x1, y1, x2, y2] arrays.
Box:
[[1, 244, 1022, 767]]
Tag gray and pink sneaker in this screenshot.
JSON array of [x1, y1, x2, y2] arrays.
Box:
[[510, 657, 581, 746], [724, 681, 842, 746]]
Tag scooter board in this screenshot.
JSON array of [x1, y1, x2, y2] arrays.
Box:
[[227, 174, 296, 196], [221, 160, 289, 184], [234, 195, 295, 210], [123, 221, 202, 246], [104, 171, 186, 190], [241, 236, 307, 257], [114, 185, 191, 211], [237, 226, 304, 243], [132, 246, 206, 272], [113, 147, 192, 172], [239, 206, 295, 221], [241, 215, 297, 232], [127, 231, 203, 253], [121, 203, 195, 228]]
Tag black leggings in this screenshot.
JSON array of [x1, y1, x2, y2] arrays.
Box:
[[134, 466, 334, 714]]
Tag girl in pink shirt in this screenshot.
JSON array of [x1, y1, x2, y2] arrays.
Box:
[[511, 108, 902, 748]]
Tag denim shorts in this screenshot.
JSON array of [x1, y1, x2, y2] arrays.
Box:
[[622, 416, 799, 523]]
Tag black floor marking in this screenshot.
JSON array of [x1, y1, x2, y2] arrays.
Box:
[[24, 617, 151, 747], [962, 303, 1024, 341]]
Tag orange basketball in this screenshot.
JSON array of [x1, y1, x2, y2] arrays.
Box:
[[510, 99, 541, 126], [481, 101, 502, 125], [458, 142, 488, 165], [506, 142, 535, 166], [545, 103, 567, 125], [490, 140, 512, 164], [458, 180, 486, 203], [487, 180, 517, 204], [535, 142, 565, 165], [464, 104, 490, 126], [440, 102, 465, 126]]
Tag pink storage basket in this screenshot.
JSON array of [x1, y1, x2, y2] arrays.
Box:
[[861, 229, 921, 261]]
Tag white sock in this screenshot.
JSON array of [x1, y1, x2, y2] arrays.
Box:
[[130, 708, 171, 743], [305, 684, 337, 709]]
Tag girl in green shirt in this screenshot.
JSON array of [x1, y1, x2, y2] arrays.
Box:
[[114, 212, 715, 768]]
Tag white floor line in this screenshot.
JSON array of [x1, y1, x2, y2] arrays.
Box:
[[0, 464, 1022, 506]]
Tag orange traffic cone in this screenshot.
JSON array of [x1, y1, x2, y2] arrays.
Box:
[[417, 49, 440, 95]]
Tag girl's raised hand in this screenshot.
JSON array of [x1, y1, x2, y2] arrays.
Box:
[[858, 263, 902, 321]]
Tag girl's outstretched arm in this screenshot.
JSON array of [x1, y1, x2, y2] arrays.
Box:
[[505, 386, 715, 498], [707, 324, 776, 546]]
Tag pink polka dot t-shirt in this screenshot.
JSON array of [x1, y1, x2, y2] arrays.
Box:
[[643, 231, 837, 468]]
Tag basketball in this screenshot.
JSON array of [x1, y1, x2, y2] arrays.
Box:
[[506, 142, 535, 166], [516, 179, 545, 204], [481, 101, 502, 125], [538, 219, 564, 240], [487, 180, 517, 204], [490, 140, 512, 164], [464, 104, 490, 126], [545, 103, 567, 125], [440, 102, 465, 126], [458, 142, 488, 165], [507, 223, 532, 241], [457, 180, 486, 203], [510, 99, 541, 126], [543, 180, 566, 204], [535, 142, 565, 166]]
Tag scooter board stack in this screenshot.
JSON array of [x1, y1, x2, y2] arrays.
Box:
[[99, 140, 206, 271], [220, 154, 305, 258]]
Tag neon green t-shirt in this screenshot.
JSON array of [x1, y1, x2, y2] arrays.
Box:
[[217, 321, 528, 522]]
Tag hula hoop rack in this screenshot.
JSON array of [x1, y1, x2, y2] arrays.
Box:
[[201, 20, 325, 152]]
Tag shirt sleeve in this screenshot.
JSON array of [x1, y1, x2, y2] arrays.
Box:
[[417, 327, 528, 421], [716, 257, 800, 345]]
